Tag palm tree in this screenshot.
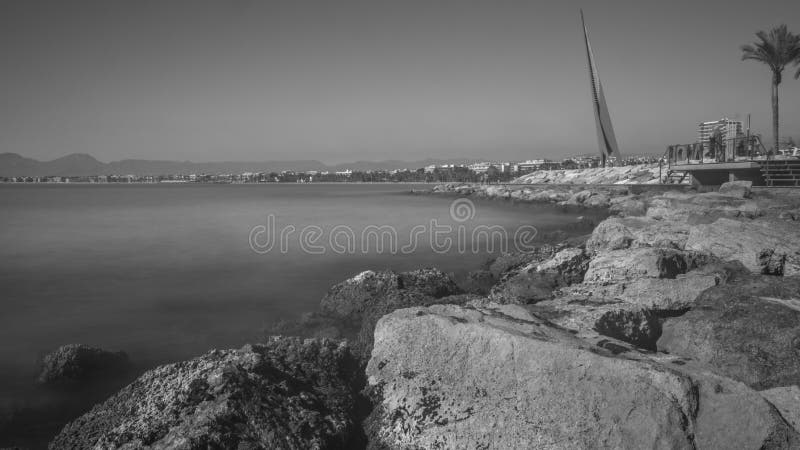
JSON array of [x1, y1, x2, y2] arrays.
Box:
[[740, 25, 800, 153]]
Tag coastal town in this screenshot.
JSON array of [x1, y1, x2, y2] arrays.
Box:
[[0, 153, 663, 184]]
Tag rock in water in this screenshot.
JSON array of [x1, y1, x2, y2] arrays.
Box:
[[318, 268, 463, 362], [365, 304, 798, 449], [38, 344, 130, 385], [320, 268, 460, 320], [49, 338, 364, 449], [658, 276, 800, 390]]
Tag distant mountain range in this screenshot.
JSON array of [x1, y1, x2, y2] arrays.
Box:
[[0, 153, 484, 177]]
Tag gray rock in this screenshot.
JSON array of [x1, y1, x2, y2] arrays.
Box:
[[320, 268, 460, 320], [488, 248, 588, 304], [685, 218, 800, 276], [365, 304, 799, 449], [719, 180, 753, 198], [533, 247, 589, 284], [485, 247, 555, 279], [529, 296, 661, 350], [609, 195, 647, 217], [38, 344, 130, 385], [761, 386, 800, 432], [583, 247, 706, 284], [658, 276, 800, 390], [586, 216, 691, 253], [488, 271, 563, 304], [50, 338, 363, 450]]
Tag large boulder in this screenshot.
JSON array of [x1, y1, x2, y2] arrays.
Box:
[[529, 297, 661, 350], [365, 304, 798, 449], [488, 248, 588, 304], [719, 180, 752, 198], [488, 271, 563, 304], [658, 276, 800, 390], [50, 337, 364, 449], [583, 248, 707, 284], [318, 267, 463, 361], [485, 246, 556, 279], [646, 193, 762, 221], [586, 216, 691, 253], [761, 386, 800, 432], [320, 268, 460, 320], [608, 195, 647, 217], [533, 247, 589, 284], [38, 344, 130, 385], [685, 218, 800, 275]]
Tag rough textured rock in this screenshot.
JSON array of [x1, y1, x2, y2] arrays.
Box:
[[284, 268, 466, 362], [488, 271, 563, 304], [583, 248, 706, 284], [38, 344, 130, 385], [320, 268, 460, 320], [366, 304, 798, 449], [458, 269, 495, 295], [50, 338, 364, 450], [685, 218, 800, 275], [646, 192, 762, 221], [658, 276, 800, 390], [488, 248, 588, 304], [762, 386, 800, 432], [609, 195, 647, 217], [533, 247, 589, 284], [718, 180, 752, 198], [529, 297, 661, 350], [485, 247, 555, 279], [586, 216, 692, 253]]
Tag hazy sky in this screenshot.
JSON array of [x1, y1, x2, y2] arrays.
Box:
[[1, 0, 799, 163]]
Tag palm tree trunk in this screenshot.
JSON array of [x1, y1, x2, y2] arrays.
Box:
[[772, 75, 780, 154]]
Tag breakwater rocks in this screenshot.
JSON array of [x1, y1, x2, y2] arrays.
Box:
[[38, 344, 131, 385], [49, 181, 800, 449], [513, 163, 666, 184], [50, 337, 366, 449]]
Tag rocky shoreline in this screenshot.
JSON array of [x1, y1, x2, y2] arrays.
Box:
[[28, 181, 800, 448]]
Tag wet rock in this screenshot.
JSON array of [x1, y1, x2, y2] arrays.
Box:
[[38, 344, 130, 385], [365, 304, 798, 449], [658, 276, 800, 390], [50, 337, 364, 450]]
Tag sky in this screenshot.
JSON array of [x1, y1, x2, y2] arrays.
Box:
[[0, 0, 799, 164]]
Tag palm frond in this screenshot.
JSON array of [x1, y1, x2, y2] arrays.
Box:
[[741, 24, 800, 77]]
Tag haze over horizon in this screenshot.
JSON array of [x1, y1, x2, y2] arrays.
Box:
[[1, 0, 799, 164]]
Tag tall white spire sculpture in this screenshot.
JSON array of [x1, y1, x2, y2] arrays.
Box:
[[581, 10, 622, 167]]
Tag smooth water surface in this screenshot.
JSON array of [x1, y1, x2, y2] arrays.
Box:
[[0, 183, 595, 446]]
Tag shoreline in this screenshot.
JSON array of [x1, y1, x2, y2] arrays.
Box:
[[7, 180, 800, 448]]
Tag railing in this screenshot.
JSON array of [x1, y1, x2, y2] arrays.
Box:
[[659, 135, 775, 183], [662, 135, 773, 168]]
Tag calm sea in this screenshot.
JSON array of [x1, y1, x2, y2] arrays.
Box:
[[0, 183, 596, 446]]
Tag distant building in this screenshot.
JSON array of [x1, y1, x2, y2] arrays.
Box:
[[698, 118, 743, 158]]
